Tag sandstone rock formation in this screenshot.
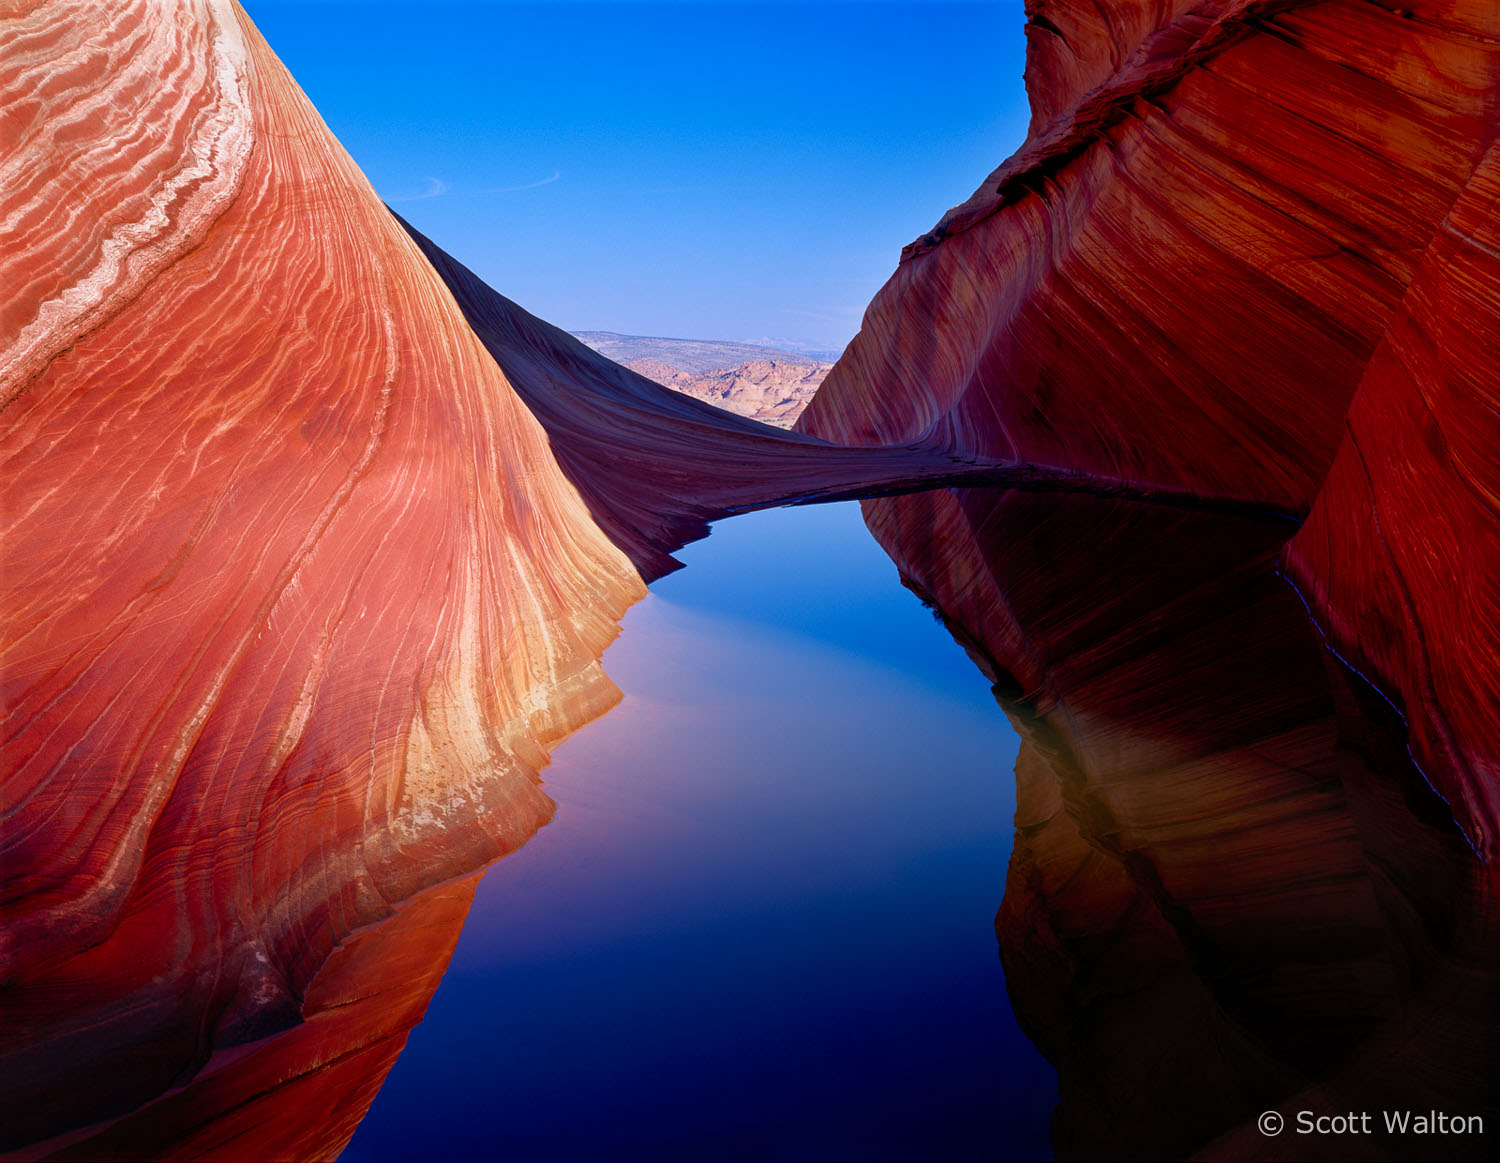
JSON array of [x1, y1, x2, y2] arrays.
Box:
[[793, 2, 1500, 1155], [0, 4, 1028, 1155], [571, 333, 832, 426], [1, 1, 647, 1154], [1282, 134, 1500, 860], [33, 874, 483, 1163], [619, 356, 697, 389], [7, 0, 1498, 1156], [798, 0, 1500, 859]]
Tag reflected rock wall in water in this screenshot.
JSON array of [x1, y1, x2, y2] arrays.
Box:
[[863, 488, 1496, 1159], [795, 3, 1500, 1141], [798, 7, 1500, 1144], [40, 876, 481, 1163]]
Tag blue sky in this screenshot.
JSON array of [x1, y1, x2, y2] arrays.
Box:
[[241, 1, 1031, 350]]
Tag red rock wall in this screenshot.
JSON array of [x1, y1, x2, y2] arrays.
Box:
[[0, 6, 1075, 1150], [1283, 138, 1500, 857], [820, 8, 1500, 1138], [801, 0, 1500, 852], [800, 1, 1500, 511], [1023, 0, 1204, 135], [1, 0, 643, 1147], [40, 875, 482, 1163]]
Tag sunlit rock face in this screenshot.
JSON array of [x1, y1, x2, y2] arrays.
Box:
[[0, 5, 1043, 1153], [798, 0, 1500, 854], [1, 1, 644, 1153], [865, 488, 1497, 1160]]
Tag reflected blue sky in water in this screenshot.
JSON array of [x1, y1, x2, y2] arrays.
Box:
[[343, 501, 1055, 1161]]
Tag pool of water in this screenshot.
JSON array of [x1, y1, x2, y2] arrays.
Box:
[[341, 501, 1057, 1161]]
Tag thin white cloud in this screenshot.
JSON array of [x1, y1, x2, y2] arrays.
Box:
[[467, 170, 562, 195], [388, 171, 561, 203], [389, 175, 449, 203]]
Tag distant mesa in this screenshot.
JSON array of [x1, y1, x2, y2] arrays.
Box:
[[569, 331, 833, 428], [571, 330, 840, 371], [738, 336, 845, 362], [616, 355, 828, 430]]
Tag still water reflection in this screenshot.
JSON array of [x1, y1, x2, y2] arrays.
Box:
[[10, 485, 1487, 1159], [342, 501, 1059, 1162]]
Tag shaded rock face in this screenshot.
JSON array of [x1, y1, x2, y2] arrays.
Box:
[[1, 1, 646, 1155], [38, 875, 483, 1163], [865, 487, 1497, 1160], [6, 1, 1495, 1158], [799, 0, 1500, 858]]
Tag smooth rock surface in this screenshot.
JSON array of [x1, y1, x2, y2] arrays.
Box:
[[2, 1, 642, 1153], [799, 0, 1500, 854], [1282, 136, 1500, 858], [401, 215, 1080, 582], [0, 4, 1042, 1155]]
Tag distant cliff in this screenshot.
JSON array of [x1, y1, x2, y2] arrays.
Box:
[[572, 332, 833, 427], [621, 357, 827, 428]]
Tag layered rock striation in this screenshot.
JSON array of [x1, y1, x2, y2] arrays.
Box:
[[1, 1, 646, 1154], [799, 0, 1500, 856], [797, 3, 1500, 1151], [7, 0, 1498, 1155], [0, 3, 1042, 1154], [1282, 135, 1500, 858]]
